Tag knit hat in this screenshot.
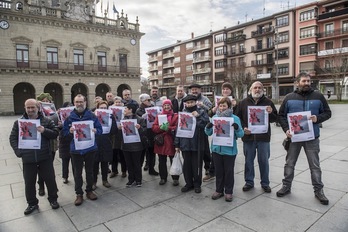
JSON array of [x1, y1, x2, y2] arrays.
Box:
[[182, 94, 197, 102], [222, 82, 233, 91], [36, 93, 53, 102], [126, 103, 137, 114], [162, 99, 172, 107], [139, 93, 151, 102]]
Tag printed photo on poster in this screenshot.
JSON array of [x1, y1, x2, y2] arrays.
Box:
[[287, 111, 314, 142], [247, 106, 269, 134], [176, 112, 196, 138], [212, 117, 234, 147], [158, 114, 168, 126], [109, 106, 125, 126], [95, 109, 112, 134], [120, 119, 141, 143], [145, 107, 161, 128], [59, 106, 74, 124], [40, 102, 57, 117], [72, 120, 95, 150], [18, 119, 41, 149], [214, 96, 233, 107]]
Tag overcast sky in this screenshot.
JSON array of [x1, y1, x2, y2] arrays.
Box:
[[98, 0, 315, 77]]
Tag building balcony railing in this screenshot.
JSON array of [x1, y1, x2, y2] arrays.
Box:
[[148, 75, 159, 80], [148, 56, 158, 63], [162, 63, 174, 68], [195, 79, 212, 85], [162, 73, 175, 78], [317, 28, 348, 38], [193, 56, 211, 63], [0, 59, 140, 74], [251, 27, 274, 37], [318, 8, 348, 21], [162, 52, 174, 59], [148, 66, 158, 71], [317, 47, 348, 57], [226, 34, 246, 44], [251, 43, 274, 52], [230, 62, 246, 68], [251, 58, 274, 66], [163, 81, 175, 86], [193, 44, 211, 52], [193, 67, 211, 75], [316, 66, 348, 74], [227, 48, 245, 57]]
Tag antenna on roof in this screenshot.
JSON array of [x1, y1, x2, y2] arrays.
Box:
[[263, 0, 265, 17]]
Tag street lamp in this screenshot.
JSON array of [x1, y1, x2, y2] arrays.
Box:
[[274, 27, 279, 103]]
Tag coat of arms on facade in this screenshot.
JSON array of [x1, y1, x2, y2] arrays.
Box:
[[63, 0, 94, 22]]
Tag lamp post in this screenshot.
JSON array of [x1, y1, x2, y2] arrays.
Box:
[[274, 27, 279, 103]]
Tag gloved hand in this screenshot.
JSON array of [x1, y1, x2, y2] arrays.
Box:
[[160, 122, 169, 131], [206, 122, 213, 129], [232, 123, 239, 130]]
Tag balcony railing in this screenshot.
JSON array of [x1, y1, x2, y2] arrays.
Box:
[[162, 63, 174, 68], [251, 27, 274, 37], [318, 8, 348, 20], [318, 47, 348, 57], [148, 66, 158, 71], [317, 28, 348, 38], [162, 73, 175, 78], [226, 34, 246, 44], [193, 56, 211, 63], [251, 43, 274, 52], [227, 48, 245, 57], [0, 59, 140, 74], [193, 44, 211, 51], [163, 52, 174, 59], [193, 67, 211, 75], [148, 75, 158, 80], [148, 56, 158, 62], [251, 58, 274, 66], [195, 79, 211, 85]]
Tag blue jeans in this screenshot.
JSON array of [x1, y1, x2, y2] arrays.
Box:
[[243, 141, 270, 187], [282, 138, 323, 192]]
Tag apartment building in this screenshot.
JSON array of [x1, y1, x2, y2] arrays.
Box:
[[0, 0, 144, 115]]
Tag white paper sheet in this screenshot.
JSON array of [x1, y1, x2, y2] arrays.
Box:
[[18, 119, 41, 149]]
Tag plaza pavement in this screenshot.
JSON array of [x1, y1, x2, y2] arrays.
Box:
[[0, 104, 347, 232]]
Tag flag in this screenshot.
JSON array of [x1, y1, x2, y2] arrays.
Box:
[[100, 0, 103, 13], [107, 0, 109, 12], [113, 4, 118, 14]]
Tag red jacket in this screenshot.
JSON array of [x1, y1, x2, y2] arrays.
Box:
[[152, 112, 178, 156]]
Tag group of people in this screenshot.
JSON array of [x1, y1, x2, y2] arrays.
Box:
[[9, 72, 332, 216]]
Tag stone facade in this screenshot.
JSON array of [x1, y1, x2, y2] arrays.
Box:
[[0, 0, 144, 115]]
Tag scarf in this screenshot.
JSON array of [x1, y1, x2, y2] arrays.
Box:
[[185, 105, 197, 112], [216, 108, 233, 117], [162, 109, 174, 123]]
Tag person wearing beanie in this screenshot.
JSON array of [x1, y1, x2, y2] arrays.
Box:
[[174, 94, 210, 194], [135, 93, 159, 176], [37, 93, 53, 103], [120, 103, 147, 187], [152, 99, 180, 186]]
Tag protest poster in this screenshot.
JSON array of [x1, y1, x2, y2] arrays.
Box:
[[247, 106, 269, 134], [40, 102, 58, 117], [120, 119, 141, 143], [176, 112, 196, 138], [18, 119, 41, 149], [214, 95, 233, 107], [109, 106, 125, 126], [72, 120, 95, 150], [95, 109, 112, 134], [59, 106, 75, 124], [145, 106, 161, 128], [287, 111, 314, 142], [158, 114, 168, 126], [212, 117, 235, 147]]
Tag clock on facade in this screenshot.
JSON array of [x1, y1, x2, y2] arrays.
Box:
[[0, 20, 9, 30], [130, 38, 136, 46]]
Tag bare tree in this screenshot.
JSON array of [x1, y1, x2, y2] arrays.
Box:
[[225, 63, 253, 99]]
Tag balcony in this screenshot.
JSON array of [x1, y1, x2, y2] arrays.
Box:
[[0, 59, 140, 74], [163, 52, 174, 59], [251, 27, 274, 37], [251, 58, 274, 66], [193, 67, 211, 75], [148, 56, 158, 63], [148, 66, 158, 71], [317, 28, 348, 39], [318, 8, 348, 21], [195, 79, 212, 85], [193, 56, 211, 63], [162, 73, 175, 78], [227, 48, 245, 57], [162, 62, 174, 69], [230, 62, 246, 68], [316, 66, 347, 75], [251, 43, 274, 52], [193, 44, 211, 52], [148, 75, 158, 80], [226, 34, 246, 44], [318, 47, 348, 57]]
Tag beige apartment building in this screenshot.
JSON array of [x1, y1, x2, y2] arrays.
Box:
[[0, 0, 144, 115]]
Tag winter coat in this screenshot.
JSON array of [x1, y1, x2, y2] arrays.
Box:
[[95, 114, 117, 162], [278, 88, 331, 138], [62, 109, 102, 155], [204, 114, 244, 156], [152, 112, 178, 156], [120, 114, 146, 152], [235, 94, 278, 142], [174, 107, 210, 151], [171, 95, 186, 113], [58, 129, 71, 159], [9, 112, 59, 164], [136, 103, 156, 148]]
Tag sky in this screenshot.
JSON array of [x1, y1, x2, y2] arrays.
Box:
[[97, 0, 316, 78]]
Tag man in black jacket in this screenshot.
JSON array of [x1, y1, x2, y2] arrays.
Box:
[[9, 99, 60, 215], [236, 81, 278, 193], [172, 85, 187, 113]]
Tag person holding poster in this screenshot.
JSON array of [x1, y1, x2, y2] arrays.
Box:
[[9, 99, 60, 215], [277, 72, 332, 205], [136, 93, 159, 176], [121, 104, 147, 187], [205, 97, 244, 202], [174, 95, 210, 194], [152, 99, 179, 186], [235, 81, 277, 193], [63, 94, 102, 206], [93, 101, 117, 189]]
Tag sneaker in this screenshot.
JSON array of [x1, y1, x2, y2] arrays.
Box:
[[172, 180, 179, 186], [159, 179, 167, 185], [38, 188, 45, 196], [74, 195, 83, 206], [92, 183, 97, 191], [242, 184, 254, 191], [109, 172, 117, 178], [276, 185, 291, 197], [126, 181, 134, 188], [121, 172, 127, 178], [315, 189, 329, 205], [103, 181, 111, 188], [24, 204, 39, 215], [136, 182, 142, 187], [194, 187, 202, 193], [262, 186, 272, 193], [211, 192, 224, 200], [181, 186, 194, 193], [225, 194, 233, 202], [50, 201, 60, 210], [63, 178, 69, 184], [203, 174, 215, 182], [86, 191, 98, 200]]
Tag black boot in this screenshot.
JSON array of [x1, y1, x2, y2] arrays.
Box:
[[315, 189, 329, 205]]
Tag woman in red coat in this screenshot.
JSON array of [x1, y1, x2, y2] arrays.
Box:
[[152, 100, 179, 186]]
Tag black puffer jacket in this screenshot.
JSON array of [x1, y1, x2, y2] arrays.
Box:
[[9, 112, 59, 163]]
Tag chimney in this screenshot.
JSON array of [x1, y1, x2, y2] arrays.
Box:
[[191, 32, 194, 39]]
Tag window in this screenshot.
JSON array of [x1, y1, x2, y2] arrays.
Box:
[[325, 23, 334, 36], [215, 46, 226, 56], [343, 21, 348, 33], [119, 54, 127, 72], [186, 54, 193, 60], [215, 59, 226, 68], [16, 44, 29, 68], [277, 64, 289, 75], [325, 41, 334, 50], [324, 60, 331, 69], [300, 26, 316, 38], [186, 42, 193, 49], [97, 51, 106, 71], [214, 33, 225, 43], [342, 39, 348, 47], [277, 31, 289, 43], [239, 43, 245, 53], [230, 58, 236, 67], [186, 65, 192, 71], [73, 49, 84, 70], [239, 57, 244, 66], [277, 48, 289, 59], [300, 44, 317, 55], [276, 15, 289, 27], [47, 47, 58, 69], [299, 61, 315, 73], [231, 45, 236, 54], [300, 9, 316, 21]]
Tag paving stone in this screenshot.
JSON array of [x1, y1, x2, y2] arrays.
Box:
[[192, 217, 254, 232]]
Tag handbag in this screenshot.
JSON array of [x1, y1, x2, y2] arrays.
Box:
[[282, 137, 291, 151], [154, 133, 164, 146], [169, 152, 183, 175]]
